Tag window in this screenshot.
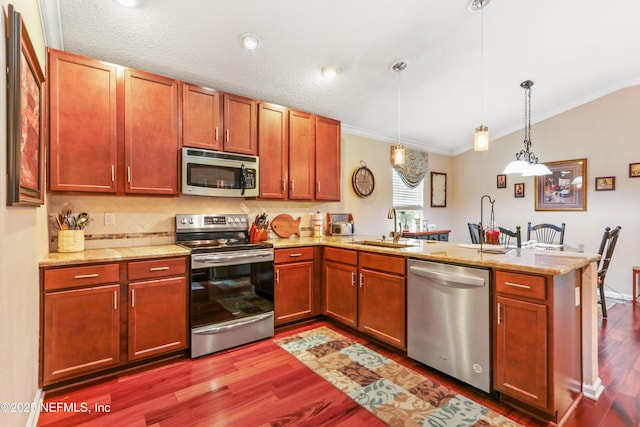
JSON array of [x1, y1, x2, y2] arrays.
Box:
[[392, 169, 424, 231]]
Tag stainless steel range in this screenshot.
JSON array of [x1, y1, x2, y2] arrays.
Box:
[[176, 214, 274, 358]]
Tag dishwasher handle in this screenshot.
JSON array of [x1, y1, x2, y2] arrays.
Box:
[[409, 265, 486, 288]]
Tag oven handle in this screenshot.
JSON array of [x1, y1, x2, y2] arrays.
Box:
[[193, 313, 273, 335], [198, 252, 273, 264]]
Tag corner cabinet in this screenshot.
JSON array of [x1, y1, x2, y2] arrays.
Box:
[[274, 247, 316, 325], [41, 256, 188, 388], [323, 248, 406, 349], [494, 270, 581, 423]]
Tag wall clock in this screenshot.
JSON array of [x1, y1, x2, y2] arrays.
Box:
[[352, 161, 375, 197]]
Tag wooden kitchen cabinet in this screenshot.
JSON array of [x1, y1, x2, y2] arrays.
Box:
[[314, 116, 341, 201], [258, 103, 289, 199], [182, 83, 223, 150], [494, 270, 581, 422], [42, 264, 121, 386], [288, 110, 315, 200], [358, 252, 406, 349], [223, 93, 258, 155], [274, 247, 315, 325], [323, 248, 358, 328], [124, 69, 180, 195], [48, 49, 118, 193]]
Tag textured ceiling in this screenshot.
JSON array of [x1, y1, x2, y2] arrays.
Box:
[[41, 0, 640, 156]]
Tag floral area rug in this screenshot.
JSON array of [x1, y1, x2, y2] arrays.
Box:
[[274, 326, 522, 427]]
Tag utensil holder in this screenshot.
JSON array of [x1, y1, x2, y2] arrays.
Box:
[[57, 230, 85, 252], [251, 230, 269, 243]]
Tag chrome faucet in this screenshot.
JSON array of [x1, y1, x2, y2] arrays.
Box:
[[387, 208, 402, 243]]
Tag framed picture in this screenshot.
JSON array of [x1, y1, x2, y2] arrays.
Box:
[[430, 172, 447, 207], [497, 174, 506, 188], [6, 5, 46, 206], [514, 183, 525, 198], [629, 163, 640, 178], [595, 176, 616, 191], [534, 158, 587, 211]]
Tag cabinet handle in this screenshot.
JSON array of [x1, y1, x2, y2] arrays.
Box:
[[505, 281, 531, 289], [127, 166, 131, 183], [289, 253, 302, 258], [317, 181, 321, 193], [111, 165, 115, 182], [74, 273, 99, 279], [290, 180, 295, 192], [497, 303, 501, 325], [275, 269, 280, 284], [281, 179, 286, 192], [149, 266, 170, 271], [131, 289, 135, 308], [215, 127, 219, 141], [359, 273, 364, 288], [113, 290, 118, 310], [351, 271, 356, 286], [225, 129, 230, 142]]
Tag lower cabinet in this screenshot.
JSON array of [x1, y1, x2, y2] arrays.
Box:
[[323, 248, 406, 349], [274, 247, 315, 325], [41, 256, 188, 387]]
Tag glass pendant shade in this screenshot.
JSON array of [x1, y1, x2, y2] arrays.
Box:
[[521, 162, 552, 176], [474, 126, 489, 151], [391, 144, 406, 166]]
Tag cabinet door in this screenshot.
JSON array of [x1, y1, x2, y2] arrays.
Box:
[[182, 84, 222, 150], [223, 93, 258, 155], [258, 103, 289, 199], [48, 49, 118, 193], [315, 116, 341, 201], [288, 110, 315, 200], [324, 260, 357, 327], [358, 269, 406, 348], [495, 295, 549, 410], [43, 285, 120, 385], [128, 277, 187, 360], [124, 69, 180, 195], [274, 261, 313, 325]]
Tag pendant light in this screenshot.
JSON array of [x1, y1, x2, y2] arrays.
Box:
[[502, 80, 552, 176], [473, 0, 489, 151], [390, 60, 407, 166]]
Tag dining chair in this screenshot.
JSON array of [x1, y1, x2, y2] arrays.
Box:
[[527, 222, 566, 244], [498, 226, 522, 248], [597, 225, 622, 318], [468, 223, 484, 244]]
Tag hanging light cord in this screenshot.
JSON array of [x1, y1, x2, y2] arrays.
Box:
[[397, 68, 401, 146], [515, 80, 539, 164], [480, 0, 484, 125]]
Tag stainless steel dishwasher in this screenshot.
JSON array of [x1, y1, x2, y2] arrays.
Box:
[[407, 259, 491, 393]]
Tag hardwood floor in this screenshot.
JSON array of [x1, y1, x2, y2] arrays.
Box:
[[38, 301, 639, 427]]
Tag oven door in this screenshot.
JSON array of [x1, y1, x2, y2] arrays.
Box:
[[190, 249, 273, 358]]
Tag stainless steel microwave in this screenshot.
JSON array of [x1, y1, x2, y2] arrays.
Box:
[[182, 148, 259, 198]]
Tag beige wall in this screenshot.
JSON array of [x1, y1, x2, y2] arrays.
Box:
[[452, 85, 640, 299], [0, 1, 48, 426]]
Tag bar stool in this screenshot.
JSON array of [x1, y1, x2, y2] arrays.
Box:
[[633, 266, 640, 304]]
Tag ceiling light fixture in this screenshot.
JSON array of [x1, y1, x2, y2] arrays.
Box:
[[113, 0, 137, 7], [502, 80, 552, 176], [469, 0, 491, 12], [240, 33, 260, 50], [473, 0, 489, 152], [321, 65, 339, 79], [390, 60, 408, 166]]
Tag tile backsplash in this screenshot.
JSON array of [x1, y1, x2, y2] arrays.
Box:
[[48, 194, 341, 251]]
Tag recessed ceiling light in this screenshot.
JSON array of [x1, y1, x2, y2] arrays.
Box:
[[321, 65, 339, 79], [240, 33, 261, 50], [469, 0, 491, 12], [113, 0, 137, 7]]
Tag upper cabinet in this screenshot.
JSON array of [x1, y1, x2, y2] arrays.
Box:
[[315, 116, 341, 201], [48, 49, 180, 196], [48, 49, 118, 193], [223, 93, 258, 155], [182, 84, 223, 151], [288, 110, 316, 200], [258, 103, 289, 199]]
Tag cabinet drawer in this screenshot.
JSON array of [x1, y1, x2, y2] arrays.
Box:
[[275, 247, 314, 263], [44, 264, 120, 291], [359, 252, 405, 276], [324, 247, 357, 265], [128, 257, 187, 281], [496, 271, 547, 301]]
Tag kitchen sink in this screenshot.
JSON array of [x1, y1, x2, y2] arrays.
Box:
[[351, 240, 418, 248]]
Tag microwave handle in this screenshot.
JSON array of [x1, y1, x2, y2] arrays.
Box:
[[240, 164, 246, 195]]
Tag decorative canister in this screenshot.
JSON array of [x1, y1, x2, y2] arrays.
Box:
[[57, 230, 85, 252], [313, 211, 324, 237]]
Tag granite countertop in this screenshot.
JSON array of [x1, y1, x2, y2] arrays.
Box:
[[272, 235, 600, 276], [39, 244, 191, 267]]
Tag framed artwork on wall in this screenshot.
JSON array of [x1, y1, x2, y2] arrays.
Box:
[[6, 5, 46, 206], [430, 172, 447, 207], [595, 176, 615, 191], [514, 183, 525, 198], [629, 163, 640, 178], [534, 158, 587, 211], [497, 174, 506, 188]]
